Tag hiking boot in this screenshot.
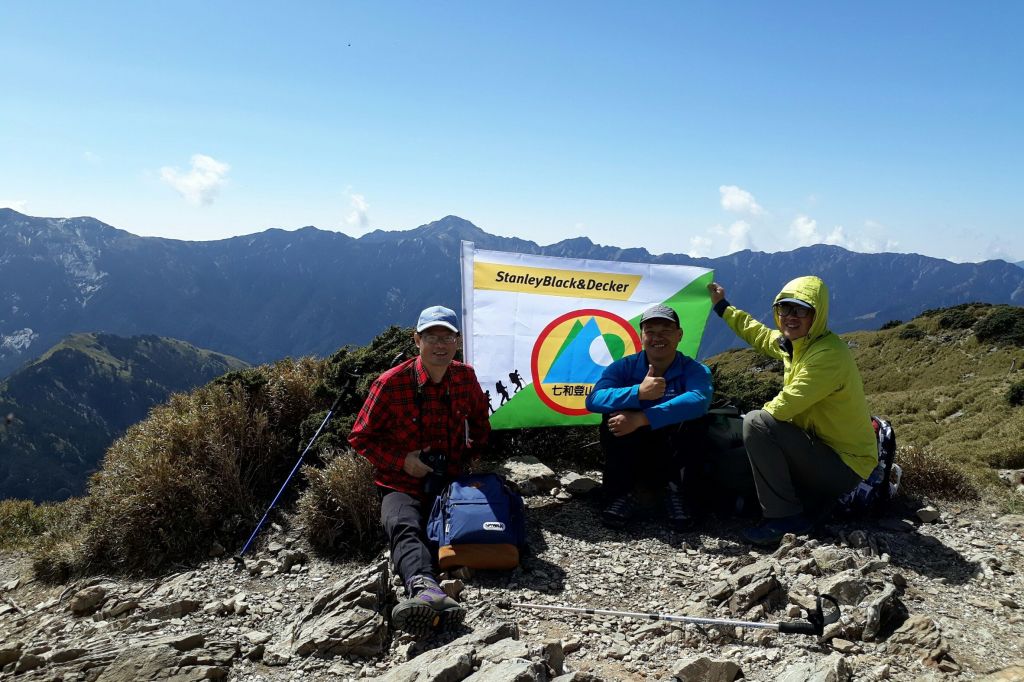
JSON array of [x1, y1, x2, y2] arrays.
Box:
[[741, 514, 814, 547], [663, 483, 695, 531], [602, 493, 638, 530], [391, 575, 465, 637]]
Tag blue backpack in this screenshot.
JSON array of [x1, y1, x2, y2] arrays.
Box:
[[427, 473, 526, 570]]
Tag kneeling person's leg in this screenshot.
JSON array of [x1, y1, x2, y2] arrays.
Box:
[[743, 410, 861, 519]]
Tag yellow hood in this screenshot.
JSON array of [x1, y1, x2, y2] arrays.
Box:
[[773, 275, 829, 342]]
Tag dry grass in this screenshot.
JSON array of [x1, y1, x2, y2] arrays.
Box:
[[0, 499, 82, 550], [296, 449, 381, 557], [32, 356, 327, 577], [895, 444, 982, 502]]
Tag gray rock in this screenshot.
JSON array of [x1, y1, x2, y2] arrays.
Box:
[[146, 599, 200, 620], [465, 659, 545, 681], [916, 506, 941, 523], [777, 653, 850, 682], [289, 561, 389, 657], [244, 630, 272, 645], [672, 655, 743, 681], [145, 632, 206, 651], [14, 653, 44, 673], [70, 585, 107, 615], [278, 549, 308, 573], [99, 599, 139, 620], [46, 647, 87, 663], [499, 456, 558, 495], [561, 472, 600, 495], [862, 582, 901, 641], [813, 548, 857, 573], [888, 615, 950, 664], [818, 571, 870, 606], [543, 638, 565, 676], [0, 644, 23, 665], [95, 645, 182, 681], [729, 574, 780, 613], [378, 644, 476, 682]]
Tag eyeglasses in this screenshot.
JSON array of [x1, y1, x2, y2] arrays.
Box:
[[421, 333, 459, 345], [774, 303, 813, 319]]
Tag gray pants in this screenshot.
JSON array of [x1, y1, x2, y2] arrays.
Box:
[[743, 409, 862, 519]]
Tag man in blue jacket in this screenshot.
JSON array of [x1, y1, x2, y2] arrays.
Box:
[[585, 304, 713, 530]]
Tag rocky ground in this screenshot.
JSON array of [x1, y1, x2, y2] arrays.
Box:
[[2, 459, 1024, 681]]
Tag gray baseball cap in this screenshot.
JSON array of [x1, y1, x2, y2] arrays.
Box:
[[639, 304, 680, 326], [416, 305, 459, 333]]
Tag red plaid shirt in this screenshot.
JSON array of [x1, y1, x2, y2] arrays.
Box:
[[349, 357, 491, 496]]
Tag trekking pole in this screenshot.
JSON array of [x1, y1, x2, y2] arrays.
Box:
[[234, 368, 360, 563], [507, 594, 839, 636]]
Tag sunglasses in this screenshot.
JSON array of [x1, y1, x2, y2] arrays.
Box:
[[774, 303, 813, 319]]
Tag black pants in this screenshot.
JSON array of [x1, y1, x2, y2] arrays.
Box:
[[599, 416, 705, 501], [379, 487, 437, 588]]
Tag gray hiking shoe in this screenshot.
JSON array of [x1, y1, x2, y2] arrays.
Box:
[[391, 575, 464, 637]]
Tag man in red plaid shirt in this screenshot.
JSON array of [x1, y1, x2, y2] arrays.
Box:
[[349, 305, 490, 637]]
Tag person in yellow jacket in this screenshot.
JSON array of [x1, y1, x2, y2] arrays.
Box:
[[707, 276, 877, 545]]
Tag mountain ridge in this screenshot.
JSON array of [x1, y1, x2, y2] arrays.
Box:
[[0, 332, 247, 501], [2, 209, 1022, 379]]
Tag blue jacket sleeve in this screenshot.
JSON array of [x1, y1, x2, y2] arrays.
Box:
[[642, 360, 713, 430], [585, 360, 641, 413]]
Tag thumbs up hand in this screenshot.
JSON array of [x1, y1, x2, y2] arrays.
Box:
[[638, 364, 666, 400]]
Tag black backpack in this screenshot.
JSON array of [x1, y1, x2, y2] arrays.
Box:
[[837, 416, 899, 515]]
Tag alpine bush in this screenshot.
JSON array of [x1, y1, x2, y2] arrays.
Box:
[[709, 363, 783, 413], [1008, 381, 1024, 408], [938, 308, 975, 330], [879, 320, 903, 330], [898, 324, 926, 341], [896, 444, 981, 502], [297, 449, 381, 557], [975, 307, 1024, 347]]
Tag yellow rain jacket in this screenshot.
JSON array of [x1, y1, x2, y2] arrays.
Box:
[[721, 276, 878, 479]]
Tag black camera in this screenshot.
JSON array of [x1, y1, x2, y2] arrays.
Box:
[[420, 449, 448, 497]]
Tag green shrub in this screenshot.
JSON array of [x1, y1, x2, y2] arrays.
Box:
[[879, 320, 903, 330], [975, 307, 1024, 347], [938, 309, 975, 330], [1008, 381, 1024, 407], [297, 449, 381, 557], [708, 363, 782, 413], [897, 444, 981, 501], [898, 324, 926, 341]]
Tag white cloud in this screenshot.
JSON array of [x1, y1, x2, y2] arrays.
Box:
[[726, 220, 755, 252], [789, 216, 898, 252], [83, 151, 101, 164], [719, 185, 764, 216], [160, 154, 230, 205], [789, 214, 819, 246], [344, 190, 370, 229], [687, 235, 713, 258], [0, 199, 28, 211]]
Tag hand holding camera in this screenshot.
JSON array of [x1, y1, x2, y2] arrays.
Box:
[[404, 447, 449, 497]]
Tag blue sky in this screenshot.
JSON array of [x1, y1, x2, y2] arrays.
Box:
[[2, 1, 1021, 262]]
